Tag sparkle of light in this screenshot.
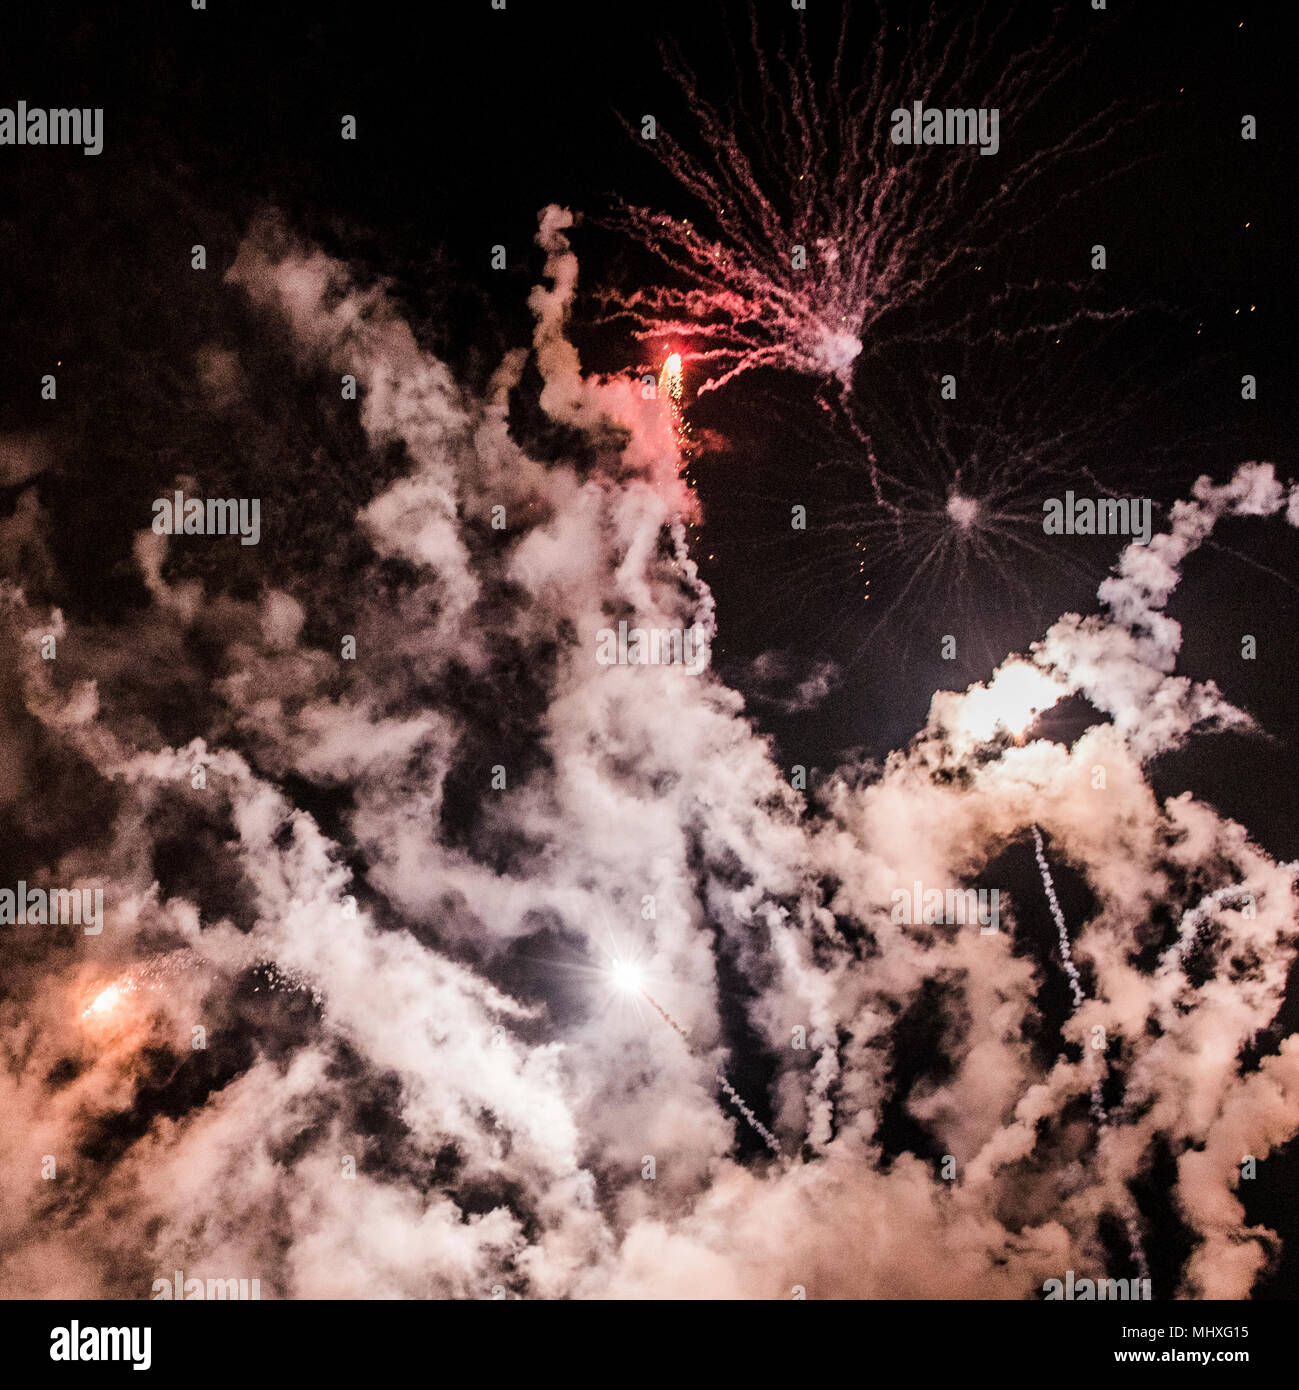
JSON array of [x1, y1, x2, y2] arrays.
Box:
[[659, 352, 684, 409], [610, 960, 645, 994]]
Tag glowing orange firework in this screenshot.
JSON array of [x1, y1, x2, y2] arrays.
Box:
[[658, 351, 683, 408], [78, 974, 148, 1045], [83, 983, 126, 1019]]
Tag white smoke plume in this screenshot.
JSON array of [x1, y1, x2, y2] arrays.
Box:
[[0, 208, 1295, 1301]]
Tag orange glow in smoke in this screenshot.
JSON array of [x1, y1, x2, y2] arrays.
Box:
[[83, 984, 124, 1019]]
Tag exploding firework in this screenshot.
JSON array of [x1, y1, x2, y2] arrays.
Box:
[[700, 326, 1219, 678], [604, 3, 1143, 395]]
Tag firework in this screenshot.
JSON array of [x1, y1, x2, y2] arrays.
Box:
[[78, 949, 320, 1027], [658, 351, 684, 412], [657, 348, 694, 459], [606, 3, 1141, 395], [82, 982, 130, 1020], [700, 326, 1216, 673]]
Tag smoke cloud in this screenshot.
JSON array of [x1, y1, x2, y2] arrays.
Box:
[[0, 209, 1294, 1301]]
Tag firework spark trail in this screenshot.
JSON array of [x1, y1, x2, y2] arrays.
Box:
[[657, 350, 694, 459], [817, 329, 1224, 657], [80, 948, 322, 1020], [80, 950, 199, 1018], [1031, 825, 1150, 1282], [684, 401, 1103, 670], [605, 3, 1145, 394], [670, 302, 1219, 678], [641, 987, 782, 1156]]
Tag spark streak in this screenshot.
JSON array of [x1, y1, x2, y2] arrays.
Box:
[[657, 349, 692, 457], [698, 326, 1206, 672]]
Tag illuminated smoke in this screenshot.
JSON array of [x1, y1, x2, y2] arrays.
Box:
[[4, 204, 1295, 1300], [639, 983, 781, 1156]]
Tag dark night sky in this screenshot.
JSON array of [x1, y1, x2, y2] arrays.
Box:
[[4, 0, 1295, 849], [3, 0, 1293, 731]]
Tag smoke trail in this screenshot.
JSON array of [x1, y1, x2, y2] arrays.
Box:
[[1032, 825, 1084, 1009], [1032, 823, 1103, 1130], [1032, 824, 1150, 1282], [1168, 886, 1263, 970], [642, 988, 782, 1157], [716, 1070, 782, 1157], [641, 987, 692, 1046]]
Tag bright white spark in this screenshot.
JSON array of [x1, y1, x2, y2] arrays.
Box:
[[610, 959, 645, 994], [946, 492, 982, 531], [660, 352, 683, 402]]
